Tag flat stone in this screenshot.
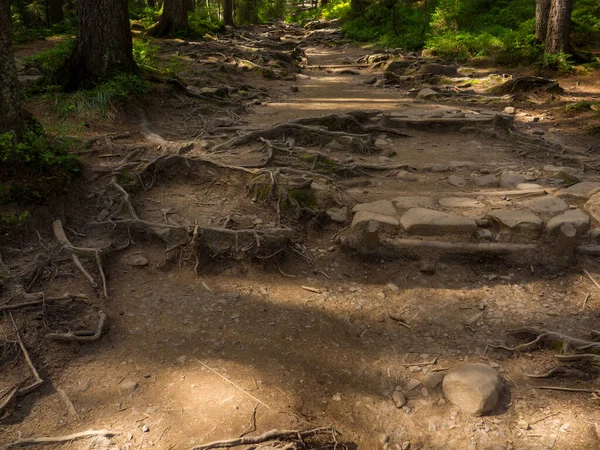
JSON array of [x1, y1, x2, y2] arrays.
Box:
[[547, 210, 590, 236], [557, 182, 600, 201], [123, 254, 149, 267], [447, 175, 467, 187], [439, 197, 485, 209], [392, 390, 407, 408], [416, 88, 438, 100], [422, 163, 451, 172], [391, 196, 436, 211], [489, 210, 543, 239], [326, 207, 348, 223], [119, 380, 139, 394], [474, 174, 500, 188], [524, 197, 569, 216], [352, 200, 396, 216], [405, 379, 421, 391], [397, 170, 418, 182], [351, 211, 399, 231], [500, 171, 525, 188], [442, 363, 503, 415], [401, 208, 477, 236], [421, 372, 444, 390], [516, 183, 543, 190]]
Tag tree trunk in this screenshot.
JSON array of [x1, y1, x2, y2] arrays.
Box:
[[48, 0, 65, 25], [148, 0, 189, 36], [187, 0, 195, 11], [0, 0, 24, 140], [545, 0, 573, 54], [148, 0, 156, 6], [62, 0, 137, 90], [536, 0, 551, 43], [223, 0, 234, 25]]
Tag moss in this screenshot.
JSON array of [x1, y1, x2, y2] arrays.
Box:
[[288, 188, 317, 209]]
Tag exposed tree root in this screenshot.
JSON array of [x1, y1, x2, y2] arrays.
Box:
[[193, 427, 342, 450], [46, 309, 107, 342], [0, 293, 88, 313], [52, 220, 109, 298], [488, 76, 563, 95], [525, 366, 587, 378], [4, 429, 118, 449]]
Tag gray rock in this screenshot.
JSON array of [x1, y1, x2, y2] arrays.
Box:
[[326, 207, 348, 223], [392, 196, 436, 211], [419, 64, 457, 76], [516, 183, 544, 190], [18, 75, 44, 87], [557, 182, 600, 201], [421, 372, 444, 390], [123, 254, 149, 267], [447, 175, 467, 187], [24, 67, 43, 76], [438, 197, 485, 209], [474, 174, 500, 188], [401, 208, 477, 236], [442, 363, 503, 415], [546, 210, 590, 236], [351, 211, 399, 231], [405, 379, 421, 391], [352, 200, 396, 216], [524, 197, 569, 216], [489, 210, 543, 239], [500, 171, 526, 188], [392, 390, 407, 408], [416, 88, 438, 100], [422, 163, 451, 172], [397, 170, 418, 182], [119, 380, 139, 394]]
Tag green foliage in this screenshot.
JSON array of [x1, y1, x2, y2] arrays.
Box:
[[188, 8, 222, 35], [0, 123, 81, 205], [22, 38, 74, 75], [132, 38, 160, 71], [0, 211, 30, 238], [288, 188, 317, 209], [130, 5, 163, 30], [541, 52, 574, 73]]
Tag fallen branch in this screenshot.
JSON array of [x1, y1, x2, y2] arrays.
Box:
[[0, 293, 88, 313], [534, 386, 600, 394], [192, 427, 341, 450], [46, 309, 107, 342], [4, 429, 118, 449], [489, 327, 600, 353]]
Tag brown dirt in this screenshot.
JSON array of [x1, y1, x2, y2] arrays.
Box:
[[2, 24, 600, 450]]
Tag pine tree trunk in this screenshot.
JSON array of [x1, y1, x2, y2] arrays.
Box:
[[62, 0, 137, 89], [536, 0, 551, 43], [545, 0, 573, 54], [223, 0, 234, 25], [0, 0, 24, 140], [48, 0, 65, 25], [148, 0, 189, 36]]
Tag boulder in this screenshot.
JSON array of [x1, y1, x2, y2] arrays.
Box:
[[326, 207, 348, 223], [442, 363, 503, 415], [500, 171, 525, 188], [546, 210, 590, 236], [524, 197, 569, 216], [351, 211, 399, 232], [416, 88, 438, 100], [556, 182, 600, 201], [421, 372, 444, 390], [447, 175, 467, 187], [401, 208, 477, 236], [352, 200, 396, 216], [489, 210, 543, 239], [397, 170, 418, 182]]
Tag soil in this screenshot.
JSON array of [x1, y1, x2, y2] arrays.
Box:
[[2, 22, 600, 450]]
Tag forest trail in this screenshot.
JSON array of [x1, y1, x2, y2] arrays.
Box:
[[3, 23, 600, 450]]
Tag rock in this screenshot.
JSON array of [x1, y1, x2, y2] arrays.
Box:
[[516, 183, 543, 190], [142, 425, 150, 432], [392, 196, 436, 211], [417, 88, 438, 100], [397, 170, 418, 182], [517, 419, 530, 430], [421, 387, 430, 397], [119, 380, 138, 394], [419, 262, 436, 275], [442, 363, 503, 415], [401, 208, 477, 236], [546, 210, 590, 236], [405, 379, 421, 391], [351, 211, 399, 232], [474, 174, 500, 188], [419, 64, 457, 76], [18, 75, 44, 87], [422, 163, 451, 172], [449, 161, 479, 170], [524, 197, 569, 216], [500, 171, 525, 188], [352, 200, 396, 216], [24, 67, 43, 76], [556, 182, 600, 201], [503, 107, 515, 114], [392, 390, 407, 408], [374, 138, 389, 149], [488, 210, 543, 239], [326, 207, 348, 223], [401, 442, 411, 450], [409, 365, 422, 373], [475, 229, 495, 241], [447, 175, 467, 187], [438, 197, 485, 209], [543, 165, 584, 183], [421, 372, 444, 390], [123, 253, 149, 267]]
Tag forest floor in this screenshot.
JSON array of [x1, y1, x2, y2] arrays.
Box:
[[2, 22, 600, 450]]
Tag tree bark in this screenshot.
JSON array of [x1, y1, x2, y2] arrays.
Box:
[[148, 0, 189, 36], [48, 0, 65, 24], [0, 0, 24, 140], [62, 0, 137, 90], [545, 0, 573, 54], [535, 0, 551, 43], [223, 0, 234, 25]]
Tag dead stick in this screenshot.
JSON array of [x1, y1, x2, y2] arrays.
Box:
[[582, 292, 590, 310], [10, 314, 44, 396], [46, 310, 106, 342], [193, 427, 340, 450], [198, 360, 271, 409], [535, 386, 600, 394], [583, 269, 600, 291], [4, 429, 119, 449]]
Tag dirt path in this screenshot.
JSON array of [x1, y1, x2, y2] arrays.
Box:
[[2, 25, 600, 450]]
